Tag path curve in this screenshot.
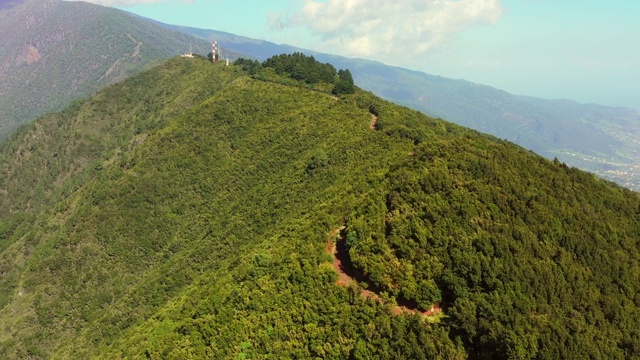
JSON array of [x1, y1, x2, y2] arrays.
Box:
[[127, 34, 142, 58], [370, 114, 378, 130], [326, 227, 442, 317]]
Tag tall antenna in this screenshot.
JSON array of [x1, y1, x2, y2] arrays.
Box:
[[211, 40, 219, 63]]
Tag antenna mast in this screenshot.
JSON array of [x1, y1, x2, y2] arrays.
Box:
[[211, 40, 220, 63]]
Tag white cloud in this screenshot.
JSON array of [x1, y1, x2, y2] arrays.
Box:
[[274, 0, 503, 59]]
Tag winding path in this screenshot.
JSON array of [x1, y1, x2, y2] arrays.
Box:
[[127, 34, 142, 58], [370, 114, 378, 130], [326, 227, 442, 317]]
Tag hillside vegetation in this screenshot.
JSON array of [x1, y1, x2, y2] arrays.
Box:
[[167, 24, 640, 190], [0, 55, 638, 359]]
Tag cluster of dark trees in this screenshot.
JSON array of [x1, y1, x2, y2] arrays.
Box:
[[235, 53, 355, 95], [343, 110, 640, 359]]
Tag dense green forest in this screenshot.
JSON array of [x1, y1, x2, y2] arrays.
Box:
[[0, 54, 638, 359], [235, 53, 356, 95]]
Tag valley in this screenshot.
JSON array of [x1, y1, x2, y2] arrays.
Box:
[[2, 0, 639, 190], [167, 25, 640, 190]]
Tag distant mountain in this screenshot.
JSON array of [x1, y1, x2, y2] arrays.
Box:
[[0, 55, 638, 358], [160, 24, 640, 190], [0, 0, 211, 138]]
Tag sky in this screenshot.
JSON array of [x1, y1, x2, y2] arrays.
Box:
[[76, 0, 639, 110]]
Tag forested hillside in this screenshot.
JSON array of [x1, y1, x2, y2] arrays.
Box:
[[0, 55, 638, 359]]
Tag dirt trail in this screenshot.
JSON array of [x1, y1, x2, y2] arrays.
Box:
[[327, 227, 351, 286], [326, 227, 442, 317], [127, 34, 142, 58], [369, 114, 378, 130], [99, 34, 142, 81]]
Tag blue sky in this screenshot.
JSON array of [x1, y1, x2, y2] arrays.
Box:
[[81, 0, 639, 109]]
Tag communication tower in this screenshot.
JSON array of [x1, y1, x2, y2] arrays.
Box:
[[211, 40, 220, 63]]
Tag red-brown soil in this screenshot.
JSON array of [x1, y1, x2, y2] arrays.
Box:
[[327, 227, 442, 317], [370, 114, 378, 130]]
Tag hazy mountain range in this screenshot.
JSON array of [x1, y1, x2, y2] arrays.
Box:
[[0, 0, 210, 138], [1, 0, 639, 190]]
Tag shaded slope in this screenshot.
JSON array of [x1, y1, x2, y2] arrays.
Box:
[[0, 56, 638, 359], [0, 57, 247, 358], [0, 0, 212, 138]]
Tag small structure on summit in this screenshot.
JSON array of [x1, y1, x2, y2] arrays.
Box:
[[211, 40, 220, 63], [209, 40, 228, 65]]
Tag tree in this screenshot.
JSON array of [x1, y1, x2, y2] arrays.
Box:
[[332, 69, 355, 95]]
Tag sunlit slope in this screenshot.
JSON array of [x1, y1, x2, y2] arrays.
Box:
[[165, 23, 640, 190], [0, 57, 247, 358], [0, 56, 638, 359]]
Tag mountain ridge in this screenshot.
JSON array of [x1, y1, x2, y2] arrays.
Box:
[[157, 22, 640, 190], [0, 55, 638, 359], [2, 1, 638, 189]]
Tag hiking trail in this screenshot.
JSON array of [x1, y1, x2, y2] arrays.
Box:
[[326, 227, 442, 317], [369, 113, 378, 130]]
